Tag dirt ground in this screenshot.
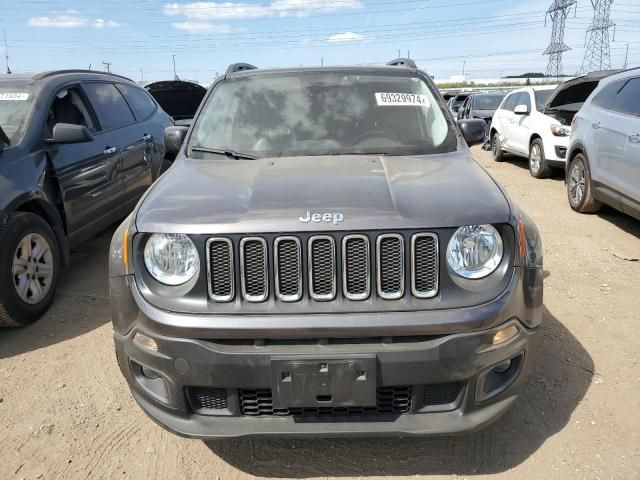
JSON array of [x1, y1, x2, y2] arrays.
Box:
[[1, 146, 639, 480]]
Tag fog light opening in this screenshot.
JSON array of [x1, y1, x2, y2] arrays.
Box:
[[492, 360, 512, 373], [492, 325, 519, 345], [141, 365, 161, 379], [133, 332, 158, 352]]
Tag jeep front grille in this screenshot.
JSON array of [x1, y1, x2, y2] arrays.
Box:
[[206, 232, 439, 303]]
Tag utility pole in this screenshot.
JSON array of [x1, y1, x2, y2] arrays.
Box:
[[102, 61, 111, 72], [462, 61, 466, 76], [321, 57, 324, 67], [580, 0, 615, 73], [140, 68, 144, 82], [407, 50, 410, 59], [623, 43, 629, 69], [172, 54, 178, 80], [397, 49, 401, 58], [3, 28, 11, 74], [543, 0, 576, 80]]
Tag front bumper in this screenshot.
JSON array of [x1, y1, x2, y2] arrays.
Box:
[[110, 265, 542, 438]]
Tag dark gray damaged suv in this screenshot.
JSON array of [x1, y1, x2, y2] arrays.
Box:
[[109, 60, 544, 438]]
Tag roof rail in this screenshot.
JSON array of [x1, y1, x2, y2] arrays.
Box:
[[386, 58, 417, 69], [33, 69, 133, 82], [225, 63, 258, 77]]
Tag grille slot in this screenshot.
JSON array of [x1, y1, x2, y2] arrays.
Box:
[[308, 236, 337, 301], [377, 234, 405, 300], [240, 237, 268, 302], [239, 386, 412, 417], [206, 238, 234, 302], [411, 233, 439, 298], [422, 382, 463, 407], [342, 235, 371, 301], [188, 387, 228, 413], [274, 237, 302, 302]]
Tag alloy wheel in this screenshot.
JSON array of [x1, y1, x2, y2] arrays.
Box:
[[569, 160, 586, 207], [12, 233, 54, 305], [530, 144, 541, 174]]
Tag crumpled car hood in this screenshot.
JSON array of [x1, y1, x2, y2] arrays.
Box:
[[136, 152, 511, 234]]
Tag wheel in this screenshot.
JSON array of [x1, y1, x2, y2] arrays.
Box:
[[0, 212, 60, 327], [491, 132, 505, 162], [528, 138, 552, 179], [567, 154, 602, 214]]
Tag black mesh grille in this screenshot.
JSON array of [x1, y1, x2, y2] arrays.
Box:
[[276, 238, 301, 300], [239, 386, 412, 417], [423, 382, 463, 407], [241, 239, 267, 301], [344, 236, 370, 300], [378, 235, 404, 298], [413, 234, 438, 297], [309, 237, 335, 299], [188, 387, 228, 412], [208, 239, 233, 301]]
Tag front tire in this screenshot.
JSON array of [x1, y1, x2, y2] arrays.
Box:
[[567, 154, 602, 214], [529, 138, 552, 179], [0, 212, 60, 327], [491, 132, 505, 162]]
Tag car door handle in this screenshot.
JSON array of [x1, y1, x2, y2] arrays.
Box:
[[104, 146, 118, 155], [592, 122, 601, 129], [143, 134, 152, 141], [630, 133, 640, 144]]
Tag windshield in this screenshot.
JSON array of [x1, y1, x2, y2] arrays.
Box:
[[190, 72, 456, 158], [0, 84, 37, 146], [473, 94, 504, 110], [534, 89, 553, 110]]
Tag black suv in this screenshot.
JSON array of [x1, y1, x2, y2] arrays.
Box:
[[0, 70, 172, 326]]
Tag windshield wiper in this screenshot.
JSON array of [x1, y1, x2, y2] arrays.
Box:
[[190, 146, 258, 160]]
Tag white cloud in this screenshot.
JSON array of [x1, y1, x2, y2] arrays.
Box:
[[28, 10, 121, 29], [327, 32, 368, 43], [171, 21, 234, 33], [163, 0, 362, 21], [93, 18, 121, 28]]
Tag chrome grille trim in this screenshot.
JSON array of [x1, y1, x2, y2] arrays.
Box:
[[342, 234, 371, 301], [239, 237, 268, 303], [376, 233, 405, 300], [411, 233, 439, 299], [308, 235, 337, 301], [206, 237, 234, 302], [274, 236, 303, 302]]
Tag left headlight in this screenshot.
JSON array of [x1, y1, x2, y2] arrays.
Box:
[[550, 124, 571, 137], [447, 225, 504, 279], [144, 233, 199, 286]]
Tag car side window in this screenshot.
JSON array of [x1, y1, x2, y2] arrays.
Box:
[[610, 78, 640, 117], [592, 80, 624, 110], [46, 86, 95, 135], [502, 93, 518, 111], [117, 83, 157, 121], [82, 82, 136, 131], [515, 92, 531, 111]]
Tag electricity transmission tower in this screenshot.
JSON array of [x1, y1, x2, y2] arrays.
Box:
[[544, 0, 577, 80], [580, 0, 615, 73]]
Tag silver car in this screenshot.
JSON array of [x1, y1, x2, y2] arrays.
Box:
[[566, 68, 640, 219]]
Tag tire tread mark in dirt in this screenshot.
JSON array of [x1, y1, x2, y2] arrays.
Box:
[[82, 418, 143, 479]]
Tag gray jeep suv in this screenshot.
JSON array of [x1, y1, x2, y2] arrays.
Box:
[[109, 60, 544, 438]]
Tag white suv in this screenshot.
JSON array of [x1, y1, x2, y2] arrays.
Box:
[[490, 72, 620, 179], [490, 86, 564, 178]]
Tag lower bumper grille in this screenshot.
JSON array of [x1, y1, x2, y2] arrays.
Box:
[[239, 386, 412, 417], [188, 387, 228, 413]]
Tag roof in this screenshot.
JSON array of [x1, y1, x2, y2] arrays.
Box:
[[0, 70, 133, 84]]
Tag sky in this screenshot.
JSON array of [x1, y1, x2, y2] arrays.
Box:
[[1, 0, 639, 84]]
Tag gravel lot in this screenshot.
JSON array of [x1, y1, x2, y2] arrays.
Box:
[[1, 146, 639, 480]]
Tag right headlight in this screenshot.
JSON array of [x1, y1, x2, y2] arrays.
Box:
[[446, 225, 503, 279], [144, 233, 199, 286]]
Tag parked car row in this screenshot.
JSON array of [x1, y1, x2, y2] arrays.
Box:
[[488, 68, 640, 221]]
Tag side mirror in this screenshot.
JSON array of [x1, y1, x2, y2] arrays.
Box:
[[164, 126, 189, 158], [458, 119, 487, 147], [514, 104, 529, 115], [46, 123, 93, 144]]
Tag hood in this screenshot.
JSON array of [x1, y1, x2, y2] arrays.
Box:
[[145, 80, 206, 120], [136, 153, 511, 234], [543, 69, 622, 110]]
